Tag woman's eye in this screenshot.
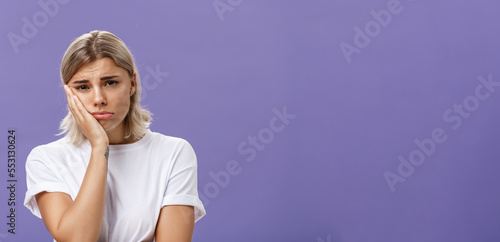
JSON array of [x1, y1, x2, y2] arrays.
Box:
[[75, 85, 88, 90], [105, 81, 118, 86]]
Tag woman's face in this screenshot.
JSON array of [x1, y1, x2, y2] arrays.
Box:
[[67, 57, 135, 134]]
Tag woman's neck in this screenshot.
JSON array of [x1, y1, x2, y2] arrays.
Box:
[[106, 123, 136, 145]]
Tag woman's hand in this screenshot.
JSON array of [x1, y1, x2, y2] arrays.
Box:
[[64, 85, 109, 148]]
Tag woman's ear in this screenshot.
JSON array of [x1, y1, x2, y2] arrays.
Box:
[[130, 73, 136, 96]]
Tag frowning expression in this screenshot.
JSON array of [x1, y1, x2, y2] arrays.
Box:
[[67, 58, 135, 133]]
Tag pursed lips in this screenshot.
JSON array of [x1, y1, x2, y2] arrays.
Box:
[[91, 111, 113, 119]]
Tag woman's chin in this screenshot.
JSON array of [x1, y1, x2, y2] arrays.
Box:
[[99, 121, 114, 131], [101, 120, 125, 134]]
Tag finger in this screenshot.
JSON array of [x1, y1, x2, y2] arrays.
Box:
[[65, 85, 84, 121], [64, 85, 76, 115], [64, 85, 78, 118], [71, 93, 91, 120]]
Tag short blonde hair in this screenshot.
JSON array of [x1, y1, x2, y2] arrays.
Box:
[[59, 30, 151, 145]]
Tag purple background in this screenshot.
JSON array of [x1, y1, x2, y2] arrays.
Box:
[[1, 0, 500, 241]]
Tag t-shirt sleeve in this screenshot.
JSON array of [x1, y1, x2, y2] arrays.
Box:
[[24, 147, 72, 219], [161, 139, 206, 222]]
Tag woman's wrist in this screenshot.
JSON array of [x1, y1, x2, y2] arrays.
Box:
[[90, 139, 109, 149], [91, 144, 109, 156]]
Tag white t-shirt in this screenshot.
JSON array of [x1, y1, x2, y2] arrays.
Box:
[[24, 130, 206, 242]]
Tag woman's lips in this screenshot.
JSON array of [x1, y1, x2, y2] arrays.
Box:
[[91, 112, 113, 120]]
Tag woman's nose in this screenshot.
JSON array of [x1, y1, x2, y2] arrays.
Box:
[[93, 88, 107, 106]]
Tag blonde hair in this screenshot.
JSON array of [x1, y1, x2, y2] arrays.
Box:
[[58, 30, 151, 145]]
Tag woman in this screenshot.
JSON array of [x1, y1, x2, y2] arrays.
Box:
[[24, 30, 206, 241]]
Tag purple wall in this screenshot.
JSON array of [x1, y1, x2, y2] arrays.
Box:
[[1, 0, 500, 241]]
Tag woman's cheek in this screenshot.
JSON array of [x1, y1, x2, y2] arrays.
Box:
[[77, 95, 90, 110], [120, 99, 131, 114]]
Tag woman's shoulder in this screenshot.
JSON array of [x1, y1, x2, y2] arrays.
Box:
[[148, 131, 197, 167], [149, 131, 192, 146], [28, 136, 88, 162], [147, 131, 196, 154]]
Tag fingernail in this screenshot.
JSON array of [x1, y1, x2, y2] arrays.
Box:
[[73, 95, 77, 99]]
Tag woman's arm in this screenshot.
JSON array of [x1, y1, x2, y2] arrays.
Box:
[[35, 86, 110, 241], [155, 205, 195, 242], [35, 145, 108, 241]]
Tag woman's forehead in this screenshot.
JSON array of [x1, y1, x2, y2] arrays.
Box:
[[70, 58, 127, 82]]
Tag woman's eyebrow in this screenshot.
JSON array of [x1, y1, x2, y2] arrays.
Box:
[[101, 75, 118, 81], [69, 76, 119, 84], [70, 80, 89, 84]]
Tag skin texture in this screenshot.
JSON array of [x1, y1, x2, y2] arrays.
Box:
[[35, 58, 195, 241]]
